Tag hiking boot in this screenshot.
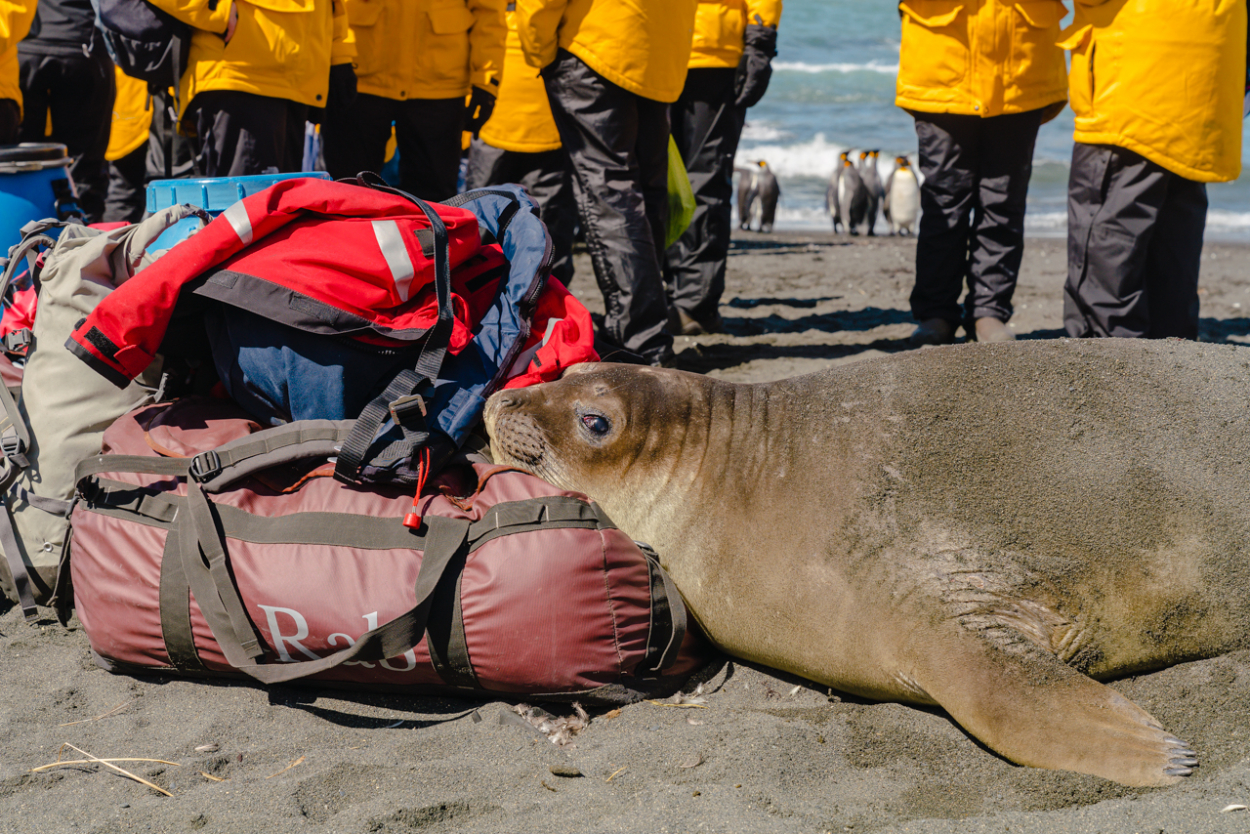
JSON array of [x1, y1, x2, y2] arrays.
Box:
[[675, 308, 724, 336], [647, 346, 678, 368], [909, 318, 955, 348], [974, 317, 1015, 343]]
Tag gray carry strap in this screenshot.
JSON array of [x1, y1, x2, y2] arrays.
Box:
[[0, 378, 34, 618], [0, 229, 57, 301], [0, 494, 36, 619], [182, 494, 472, 684], [74, 420, 356, 493], [0, 367, 31, 469]]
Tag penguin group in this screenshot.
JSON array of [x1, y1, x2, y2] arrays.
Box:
[[825, 150, 920, 236], [737, 159, 780, 233]]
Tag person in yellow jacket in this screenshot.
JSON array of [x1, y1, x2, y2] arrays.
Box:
[[0, 0, 33, 144], [147, 0, 357, 177], [103, 67, 155, 223], [18, 0, 115, 222], [323, 0, 505, 200], [664, 0, 781, 336], [896, 0, 1068, 347], [1061, 0, 1246, 340], [464, 3, 575, 285], [517, 0, 699, 367]]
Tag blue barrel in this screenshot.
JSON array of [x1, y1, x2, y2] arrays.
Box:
[[0, 143, 76, 254], [145, 170, 332, 251]]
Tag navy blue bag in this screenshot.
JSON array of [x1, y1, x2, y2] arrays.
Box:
[[204, 185, 554, 486], [91, 0, 190, 90]]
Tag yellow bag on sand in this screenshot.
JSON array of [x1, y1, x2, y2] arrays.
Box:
[[665, 135, 695, 249]]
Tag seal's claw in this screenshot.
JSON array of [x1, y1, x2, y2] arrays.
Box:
[[1169, 756, 1199, 767], [1164, 766, 1194, 777]]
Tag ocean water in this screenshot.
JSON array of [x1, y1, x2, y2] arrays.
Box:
[[736, 0, 1250, 240]]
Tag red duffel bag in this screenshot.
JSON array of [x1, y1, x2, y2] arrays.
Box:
[[64, 397, 710, 703]]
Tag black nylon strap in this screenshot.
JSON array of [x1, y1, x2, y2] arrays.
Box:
[[159, 523, 205, 672], [333, 177, 455, 484]]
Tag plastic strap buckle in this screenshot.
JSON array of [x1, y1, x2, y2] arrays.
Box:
[[188, 450, 222, 483], [389, 393, 428, 427], [1, 434, 25, 460], [3, 329, 30, 352]]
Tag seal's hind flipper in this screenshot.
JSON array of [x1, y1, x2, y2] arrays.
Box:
[[909, 627, 1195, 786]]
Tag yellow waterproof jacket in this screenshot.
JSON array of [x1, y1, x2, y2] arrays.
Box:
[[1061, 0, 1245, 183], [895, 0, 1068, 118], [149, 0, 356, 118], [0, 1, 34, 115], [517, 0, 698, 104], [106, 68, 154, 162], [480, 4, 560, 153], [345, 0, 505, 101], [689, 0, 782, 70]]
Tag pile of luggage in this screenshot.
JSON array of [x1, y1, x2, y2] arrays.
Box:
[[0, 176, 711, 704]]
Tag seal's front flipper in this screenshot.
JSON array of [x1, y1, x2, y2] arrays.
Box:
[[909, 629, 1195, 786]]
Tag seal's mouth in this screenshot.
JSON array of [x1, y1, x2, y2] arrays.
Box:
[[483, 394, 547, 472]]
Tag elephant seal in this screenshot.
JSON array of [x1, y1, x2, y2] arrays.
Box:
[[484, 338, 1250, 787]]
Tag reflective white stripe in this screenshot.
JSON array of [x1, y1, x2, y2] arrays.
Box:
[[542, 318, 562, 346], [372, 220, 416, 302], [223, 202, 253, 245]]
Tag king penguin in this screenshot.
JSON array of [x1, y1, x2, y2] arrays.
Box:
[[884, 155, 920, 235], [825, 151, 848, 233], [752, 160, 780, 233], [837, 152, 869, 236], [739, 160, 780, 232], [858, 150, 884, 236]]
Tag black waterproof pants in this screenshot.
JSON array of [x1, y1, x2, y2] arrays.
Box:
[[910, 109, 1042, 330], [0, 99, 19, 145], [664, 67, 746, 328], [104, 143, 147, 224], [18, 47, 115, 223], [148, 89, 195, 181], [544, 49, 673, 365], [188, 90, 308, 178], [1064, 143, 1207, 340], [464, 136, 577, 286], [322, 93, 465, 201]]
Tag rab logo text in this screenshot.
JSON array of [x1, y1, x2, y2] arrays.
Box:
[[258, 606, 418, 671]]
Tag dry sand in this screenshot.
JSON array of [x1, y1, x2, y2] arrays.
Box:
[[5, 231, 1250, 833]]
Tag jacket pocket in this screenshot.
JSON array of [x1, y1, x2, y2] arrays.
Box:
[[897, 1, 967, 92], [1058, 23, 1093, 116], [246, 0, 315, 12], [346, 0, 383, 27], [898, 0, 962, 28], [692, 0, 745, 59], [1013, 0, 1066, 29], [1009, 1, 1067, 97], [428, 5, 475, 34]]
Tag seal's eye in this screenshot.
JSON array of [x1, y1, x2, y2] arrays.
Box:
[[581, 413, 610, 435]]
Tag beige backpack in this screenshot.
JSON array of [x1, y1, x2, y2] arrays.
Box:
[[0, 206, 207, 618]]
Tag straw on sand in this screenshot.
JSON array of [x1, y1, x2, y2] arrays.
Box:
[[33, 743, 179, 797]]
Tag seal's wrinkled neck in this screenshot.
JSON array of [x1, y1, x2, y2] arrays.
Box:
[[604, 377, 784, 573]]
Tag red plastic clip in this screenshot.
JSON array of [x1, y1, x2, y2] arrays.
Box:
[[401, 446, 432, 530]]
